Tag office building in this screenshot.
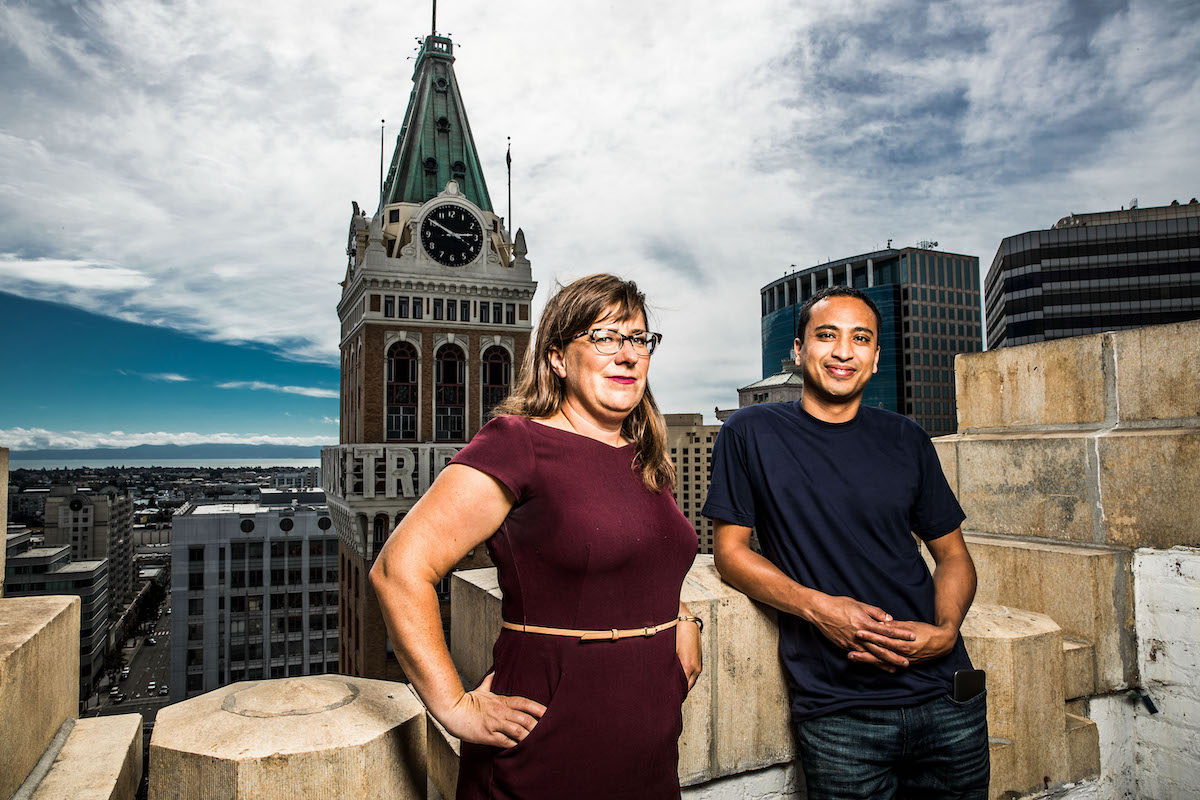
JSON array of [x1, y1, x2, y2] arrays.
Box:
[[43, 486, 136, 615], [984, 199, 1200, 348], [321, 28, 535, 681], [169, 492, 339, 701], [272, 468, 320, 490], [760, 246, 983, 435], [5, 527, 109, 700], [664, 414, 722, 554]]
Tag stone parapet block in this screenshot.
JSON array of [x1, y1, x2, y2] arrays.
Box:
[[449, 567, 502, 689], [955, 332, 1111, 431], [0, 596, 80, 800], [31, 714, 143, 800], [961, 604, 1069, 796], [934, 428, 1200, 551], [448, 556, 794, 788], [954, 319, 1200, 432], [956, 533, 1135, 693], [987, 738, 1015, 800], [426, 715, 459, 800], [149, 676, 426, 799], [1065, 712, 1101, 784]]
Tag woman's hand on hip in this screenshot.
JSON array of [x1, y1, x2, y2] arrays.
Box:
[[676, 616, 703, 693], [441, 672, 546, 748]]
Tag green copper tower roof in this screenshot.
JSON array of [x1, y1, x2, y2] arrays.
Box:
[[380, 34, 493, 212]]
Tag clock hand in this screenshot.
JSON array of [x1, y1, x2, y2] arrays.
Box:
[[430, 219, 465, 239]]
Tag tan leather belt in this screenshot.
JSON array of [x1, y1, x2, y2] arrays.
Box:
[[502, 617, 681, 642]]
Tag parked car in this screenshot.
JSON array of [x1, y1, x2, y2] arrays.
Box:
[[112, 694, 126, 705], [146, 637, 157, 646], [159, 686, 169, 696], [147, 682, 157, 693], [109, 687, 121, 697]]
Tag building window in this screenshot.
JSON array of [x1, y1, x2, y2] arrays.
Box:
[[493, 303, 502, 324], [435, 343, 466, 441], [384, 296, 395, 317], [480, 303, 490, 324], [461, 300, 471, 321], [447, 300, 457, 321], [386, 342, 418, 441], [412, 297, 423, 320], [481, 346, 512, 421], [505, 303, 516, 325], [433, 298, 444, 320]]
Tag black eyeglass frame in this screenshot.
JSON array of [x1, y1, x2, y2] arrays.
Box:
[[571, 327, 663, 356]]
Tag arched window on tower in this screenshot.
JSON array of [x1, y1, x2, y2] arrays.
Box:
[[435, 343, 465, 441], [481, 346, 511, 422], [386, 342, 418, 441], [372, 514, 389, 558]]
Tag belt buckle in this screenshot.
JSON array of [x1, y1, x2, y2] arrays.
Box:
[[642, 626, 655, 637]]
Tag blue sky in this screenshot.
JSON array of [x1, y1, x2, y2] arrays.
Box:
[[1, 0, 1198, 449]]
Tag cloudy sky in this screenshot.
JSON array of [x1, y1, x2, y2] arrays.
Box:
[[2, 0, 1198, 452]]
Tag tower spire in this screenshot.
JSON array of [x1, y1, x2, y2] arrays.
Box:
[[431, 0, 437, 35]]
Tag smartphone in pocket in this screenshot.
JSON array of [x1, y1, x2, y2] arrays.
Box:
[[953, 669, 986, 702]]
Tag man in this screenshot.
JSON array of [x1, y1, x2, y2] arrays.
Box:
[[703, 286, 989, 799]]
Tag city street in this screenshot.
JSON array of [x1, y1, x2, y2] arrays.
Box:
[[88, 594, 173, 725]]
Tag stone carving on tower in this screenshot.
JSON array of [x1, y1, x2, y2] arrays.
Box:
[[323, 30, 536, 680]]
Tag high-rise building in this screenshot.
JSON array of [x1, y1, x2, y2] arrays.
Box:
[[169, 492, 339, 701], [984, 200, 1200, 348], [321, 29, 536, 681], [43, 485, 135, 616], [664, 414, 722, 554], [760, 246, 983, 435], [5, 527, 109, 700]]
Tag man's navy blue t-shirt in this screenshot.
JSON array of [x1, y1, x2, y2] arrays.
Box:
[[702, 400, 972, 721]]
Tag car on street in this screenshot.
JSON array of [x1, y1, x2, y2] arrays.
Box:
[[148, 682, 157, 693], [146, 637, 157, 646], [159, 686, 169, 696], [112, 694, 126, 704]]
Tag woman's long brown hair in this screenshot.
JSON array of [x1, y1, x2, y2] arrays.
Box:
[[494, 273, 675, 493]]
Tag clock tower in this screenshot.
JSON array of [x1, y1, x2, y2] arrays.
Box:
[[323, 31, 536, 681]]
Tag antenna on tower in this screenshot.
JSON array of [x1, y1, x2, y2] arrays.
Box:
[[506, 136, 512, 236], [379, 119, 386, 204], [431, 0, 437, 35]]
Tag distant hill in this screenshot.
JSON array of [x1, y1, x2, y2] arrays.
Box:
[[10, 443, 328, 461]]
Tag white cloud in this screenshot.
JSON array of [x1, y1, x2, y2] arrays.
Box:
[[216, 381, 338, 399], [321, 416, 338, 425], [0, 427, 332, 451], [148, 373, 191, 382]]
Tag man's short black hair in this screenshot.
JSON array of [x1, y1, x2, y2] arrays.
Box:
[[795, 285, 883, 343]]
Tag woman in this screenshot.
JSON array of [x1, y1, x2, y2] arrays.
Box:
[[370, 273, 702, 799]]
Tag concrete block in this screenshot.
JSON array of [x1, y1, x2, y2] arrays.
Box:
[[1097, 429, 1200, 548], [961, 604, 1068, 795], [933, 437, 959, 496], [1065, 712, 1100, 784], [426, 714, 459, 800], [683, 558, 793, 784], [1062, 639, 1096, 700], [953, 433, 1096, 542], [32, 714, 143, 800], [449, 567, 502, 689], [955, 333, 1109, 431], [0, 596, 80, 800], [1111, 320, 1200, 423], [149, 676, 427, 799], [987, 738, 1015, 800], [963, 532, 1135, 693]]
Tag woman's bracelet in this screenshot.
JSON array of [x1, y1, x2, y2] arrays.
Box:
[[678, 614, 703, 633]]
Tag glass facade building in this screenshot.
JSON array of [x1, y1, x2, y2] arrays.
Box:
[[760, 247, 983, 435], [985, 201, 1200, 348]]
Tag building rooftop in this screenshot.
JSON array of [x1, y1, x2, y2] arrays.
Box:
[[54, 560, 106, 574], [739, 371, 804, 392]]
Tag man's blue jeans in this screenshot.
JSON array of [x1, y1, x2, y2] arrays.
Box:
[[793, 691, 990, 800]]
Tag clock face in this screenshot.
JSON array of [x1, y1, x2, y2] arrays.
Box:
[[420, 204, 484, 267]]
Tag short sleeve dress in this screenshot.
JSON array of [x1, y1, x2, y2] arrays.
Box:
[[451, 415, 699, 800]]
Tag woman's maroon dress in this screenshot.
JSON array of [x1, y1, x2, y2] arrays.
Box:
[[450, 415, 698, 800]]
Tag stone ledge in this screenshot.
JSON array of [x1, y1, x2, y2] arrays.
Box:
[[150, 676, 426, 799], [31, 714, 143, 800], [0, 596, 80, 800], [426, 714, 459, 800], [949, 532, 1135, 693]]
